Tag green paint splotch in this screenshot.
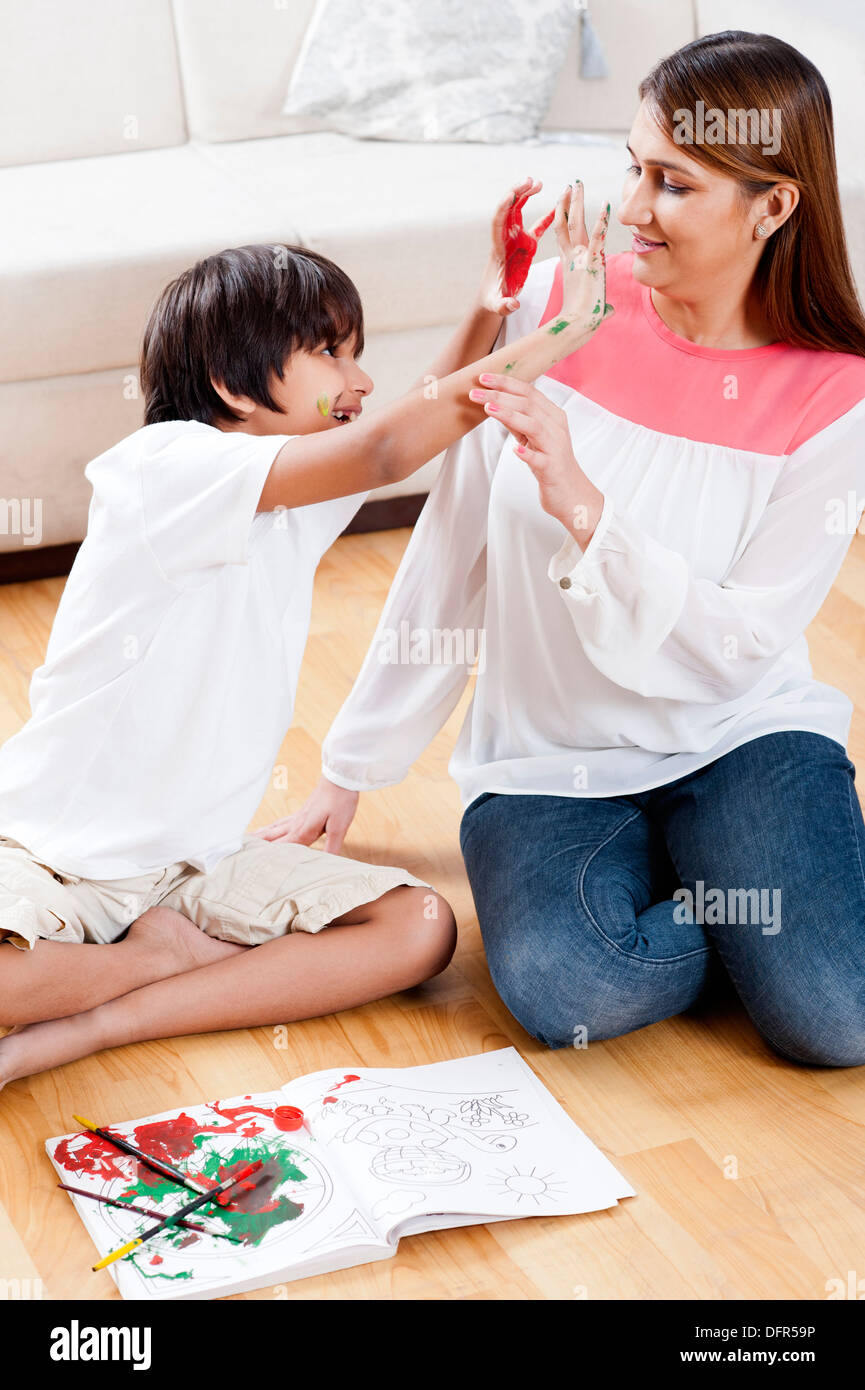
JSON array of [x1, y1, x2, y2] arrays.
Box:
[[116, 1134, 308, 1273]]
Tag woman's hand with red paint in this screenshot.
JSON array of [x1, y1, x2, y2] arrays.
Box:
[[466, 375, 605, 543], [555, 182, 615, 340], [252, 775, 359, 855], [477, 178, 556, 316]]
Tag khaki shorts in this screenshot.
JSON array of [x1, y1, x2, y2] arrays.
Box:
[[0, 833, 432, 952]]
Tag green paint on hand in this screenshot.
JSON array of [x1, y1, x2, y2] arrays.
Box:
[[548, 319, 569, 335], [317, 394, 330, 417], [504, 362, 516, 371]]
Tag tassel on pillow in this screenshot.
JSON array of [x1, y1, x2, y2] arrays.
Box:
[[580, 5, 609, 79]]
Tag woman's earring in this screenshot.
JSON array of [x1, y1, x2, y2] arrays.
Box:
[[755, 223, 769, 238]]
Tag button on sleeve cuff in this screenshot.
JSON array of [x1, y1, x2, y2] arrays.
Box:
[[547, 491, 617, 596]]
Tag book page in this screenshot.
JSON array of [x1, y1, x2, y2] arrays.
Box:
[[45, 1091, 388, 1300], [280, 1048, 634, 1241]]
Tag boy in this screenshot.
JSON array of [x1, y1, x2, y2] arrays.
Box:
[[0, 181, 612, 1090]]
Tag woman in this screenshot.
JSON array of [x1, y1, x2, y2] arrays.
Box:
[[260, 31, 865, 1067]]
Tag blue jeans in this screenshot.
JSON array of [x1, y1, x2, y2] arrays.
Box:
[[459, 732, 865, 1066]]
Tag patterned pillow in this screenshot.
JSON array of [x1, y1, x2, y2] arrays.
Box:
[[283, 0, 582, 142]]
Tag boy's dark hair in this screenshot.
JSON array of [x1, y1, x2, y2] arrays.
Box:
[[140, 243, 364, 427]]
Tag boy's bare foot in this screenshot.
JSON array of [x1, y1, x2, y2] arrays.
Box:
[[0, 1019, 75, 1095], [0, 906, 250, 1031], [0, 915, 251, 1095], [125, 907, 250, 974]]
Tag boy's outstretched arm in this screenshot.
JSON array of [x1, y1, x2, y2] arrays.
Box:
[[256, 185, 613, 513]]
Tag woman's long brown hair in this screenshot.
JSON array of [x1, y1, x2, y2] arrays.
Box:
[[639, 30, 865, 357]]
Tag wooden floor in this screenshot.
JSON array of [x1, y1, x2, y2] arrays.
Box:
[[1, 524, 864, 1301]]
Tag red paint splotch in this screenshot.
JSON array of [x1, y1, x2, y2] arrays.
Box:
[[322, 1073, 361, 1105], [53, 1133, 132, 1183], [503, 201, 554, 299], [54, 1099, 306, 1193]]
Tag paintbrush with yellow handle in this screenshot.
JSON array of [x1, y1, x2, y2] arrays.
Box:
[[92, 1159, 264, 1272], [73, 1113, 211, 1196]]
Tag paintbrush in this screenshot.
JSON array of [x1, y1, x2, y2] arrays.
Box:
[[73, 1113, 214, 1199], [92, 1160, 265, 1271], [56, 1183, 243, 1243]]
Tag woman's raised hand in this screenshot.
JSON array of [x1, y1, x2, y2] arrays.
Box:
[[478, 178, 556, 316], [555, 182, 615, 338]]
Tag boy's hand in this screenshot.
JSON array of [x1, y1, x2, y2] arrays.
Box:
[[253, 776, 359, 855], [478, 178, 556, 316], [555, 182, 615, 337]]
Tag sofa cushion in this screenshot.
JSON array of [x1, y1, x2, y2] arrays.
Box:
[[171, 0, 328, 143], [0, 0, 187, 167], [0, 144, 304, 384]]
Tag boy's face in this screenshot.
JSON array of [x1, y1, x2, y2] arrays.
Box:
[[215, 330, 373, 436]]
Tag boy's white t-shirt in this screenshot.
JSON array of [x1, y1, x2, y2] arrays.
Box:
[[0, 420, 367, 878]]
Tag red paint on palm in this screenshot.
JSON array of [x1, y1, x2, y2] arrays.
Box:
[[503, 200, 536, 299]]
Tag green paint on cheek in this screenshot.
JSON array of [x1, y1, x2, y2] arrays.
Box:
[[317, 394, 330, 417], [548, 320, 569, 335]]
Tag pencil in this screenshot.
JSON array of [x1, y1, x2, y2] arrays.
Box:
[[56, 1182, 242, 1242], [92, 1160, 263, 1272], [73, 1114, 210, 1197]]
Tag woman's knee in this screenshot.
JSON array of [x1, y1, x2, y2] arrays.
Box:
[[761, 1016, 865, 1068], [482, 928, 634, 1049]]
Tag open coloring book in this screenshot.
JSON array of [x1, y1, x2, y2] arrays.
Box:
[[45, 1047, 636, 1300]]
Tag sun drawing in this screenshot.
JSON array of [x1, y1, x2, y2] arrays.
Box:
[[487, 1166, 567, 1204]]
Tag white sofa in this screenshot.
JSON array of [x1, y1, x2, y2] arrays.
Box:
[[1, 0, 863, 571]]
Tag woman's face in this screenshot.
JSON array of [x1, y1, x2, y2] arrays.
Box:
[[617, 100, 764, 296]]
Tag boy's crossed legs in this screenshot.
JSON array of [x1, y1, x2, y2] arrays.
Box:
[[0, 834, 457, 1092]]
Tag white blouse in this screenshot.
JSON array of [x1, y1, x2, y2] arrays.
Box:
[[321, 252, 865, 807]]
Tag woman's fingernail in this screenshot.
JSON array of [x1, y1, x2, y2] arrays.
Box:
[[469, 389, 485, 401], [486, 402, 500, 413], [479, 373, 494, 384]]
